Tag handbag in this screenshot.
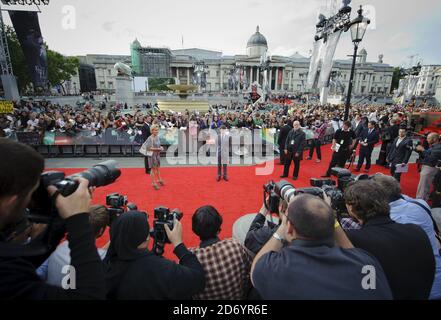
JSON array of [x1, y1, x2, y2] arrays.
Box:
[[139, 141, 153, 157]]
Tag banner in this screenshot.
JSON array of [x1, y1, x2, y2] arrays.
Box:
[[307, 40, 323, 89], [9, 11, 48, 89], [0, 101, 13, 114], [318, 30, 343, 88]]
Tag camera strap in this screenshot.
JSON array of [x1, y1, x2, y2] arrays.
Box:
[[402, 197, 441, 246]]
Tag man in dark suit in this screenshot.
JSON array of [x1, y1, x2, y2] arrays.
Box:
[[387, 126, 413, 181], [281, 121, 305, 180], [356, 121, 380, 173], [142, 115, 152, 174], [344, 181, 435, 300], [277, 119, 292, 165]]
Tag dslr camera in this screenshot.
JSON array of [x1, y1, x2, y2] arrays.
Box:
[[105, 193, 137, 225], [150, 206, 183, 256]]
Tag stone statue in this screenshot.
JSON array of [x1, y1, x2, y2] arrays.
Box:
[[114, 62, 132, 78]]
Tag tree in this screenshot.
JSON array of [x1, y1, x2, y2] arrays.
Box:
[[148, 78, 175, 91], [5, 26, 79, 94], [47, 48, 79, 93], [391, 67, 405, 93], [5, 25, 31, 93]]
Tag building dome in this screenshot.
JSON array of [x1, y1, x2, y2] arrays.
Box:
[[246, 26, 268, 57]]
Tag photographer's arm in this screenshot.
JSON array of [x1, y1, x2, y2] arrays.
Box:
[[42, 179, 106, 300], [163, 220, 205, 298]]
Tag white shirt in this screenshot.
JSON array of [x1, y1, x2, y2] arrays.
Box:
[[396, 137, 405, 147]]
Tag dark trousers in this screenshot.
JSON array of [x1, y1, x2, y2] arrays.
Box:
[[144, 156, 151, 174], [218, 155, 228, 178], [357, 146, 374, 170], [390, 164, 402, 182], [309, 139, 322, 160], [279, 144, 286, 164], [377, 141, 390, 166], [283, 152, 301, 178], [326, 151, 349, 176]]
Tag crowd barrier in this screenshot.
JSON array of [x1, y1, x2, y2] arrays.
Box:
[[7, 127, 334, 158]]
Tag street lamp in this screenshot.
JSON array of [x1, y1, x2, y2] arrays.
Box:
[[344, 5, 370, 120]]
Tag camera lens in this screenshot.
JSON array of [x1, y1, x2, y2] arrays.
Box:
[[76, 160, 121, 187]]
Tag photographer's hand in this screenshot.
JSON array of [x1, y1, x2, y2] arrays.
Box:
[[47, 177, 92, 220], [164, 218, 183, 248]]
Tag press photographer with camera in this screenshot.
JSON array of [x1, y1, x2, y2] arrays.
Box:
[[244, 200, 288, 255], [416, 133, 441, 201], [250, 194, 392, 299], [371, 174, 441, 300], [0, 139, 106, 299], [104, 211, 205, 300], [344, 180, 435, 300], [36, 205, 110, 287]]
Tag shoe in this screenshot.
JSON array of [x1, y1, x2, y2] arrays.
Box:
[[364, 169, 369, 173], [152, 183, 160, 190], [316, 159, 321, 163], [158, 180, 165, 186], [223, 176, 229, 182], [306, 157, 312, 160], [280, 175, 288, 178], [354, 168, 361, 172], [217, 176, 221, 182], [292, 177, 298, 181]]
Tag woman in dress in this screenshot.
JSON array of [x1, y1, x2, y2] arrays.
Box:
[[145, 125, 164, 190]]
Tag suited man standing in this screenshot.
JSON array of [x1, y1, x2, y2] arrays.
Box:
[[387, 127, 413, 181], [355, 121, 380, 173], [352, 114, 364, 140], [217, 125, 230, 182], [281, 121, 305, 180], [142, 115, 152, 174], [277, 119, 292, 165]]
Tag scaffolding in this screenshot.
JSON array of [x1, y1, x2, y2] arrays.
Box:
[[135, 47, 172, 78]]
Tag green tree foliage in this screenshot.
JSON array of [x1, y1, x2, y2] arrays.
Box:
[[5, 26, 79, 94]]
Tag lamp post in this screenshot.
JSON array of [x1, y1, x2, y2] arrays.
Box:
[[344, 6, 370, 120]]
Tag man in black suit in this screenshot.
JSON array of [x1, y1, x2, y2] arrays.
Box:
[[355, 121, 380, 173], [344, 180, 435, 300], [281, 121, 305, 180], [387, 126, 413, 181], [277, 119, 292, 165], [142, 115, 152, 174]]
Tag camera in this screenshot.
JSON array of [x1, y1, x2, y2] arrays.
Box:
[[28, 160, 121, 223], [105, 193, 137, 225], [150, 206, 183, 256], [263, 180, 325, 214]]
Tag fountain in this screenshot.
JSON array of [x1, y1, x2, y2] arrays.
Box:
[[157, 84, 210, 113]]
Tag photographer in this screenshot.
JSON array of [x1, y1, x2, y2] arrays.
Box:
[[372, 174, 441, 299], [36, 205, 110, 287], [191, 206, 251, 300], [244, 200, 288, 255], [0, 139, 106, 299], [251, 194, 392, 299], [104, 211, 205, 300], [344, 180, 435, 299], [416, 133, 441, 201]]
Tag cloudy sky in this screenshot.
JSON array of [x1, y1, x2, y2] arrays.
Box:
[[2, 0, 441, 67]]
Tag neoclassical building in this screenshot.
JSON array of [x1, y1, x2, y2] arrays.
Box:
[[68, 26, 394, 96]]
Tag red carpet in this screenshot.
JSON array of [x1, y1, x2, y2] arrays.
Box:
[[50, 146, 420, 259]]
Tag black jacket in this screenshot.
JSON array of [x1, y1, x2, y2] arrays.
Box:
[[141, 123, 151, 142], [0, 214, 106, 300], [107, 244, 205, 300], [277, 124, 292, 147], [244, 213, 279, 255], [387, 137, 413, 165], [346, 216, 435, 300], [285, 129, 306, 156], [358, 128, 380, 150], [421, 143, 441, 167]]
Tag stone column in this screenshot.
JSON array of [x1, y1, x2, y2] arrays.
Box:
[[288, 70, 292, 92], [256, 67, 260, 86], [269, 68, 273, 91], [187, 68, 190, 85], [250, 66, 254, 85], [220, 66, 223, 91], [281, 68, 285, 91], [275, 68, 279, 92], [176, 67, 179, 84]]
